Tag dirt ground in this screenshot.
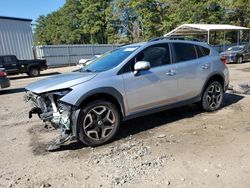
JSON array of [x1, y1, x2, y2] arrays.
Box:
[[0, 63, 250, 188]]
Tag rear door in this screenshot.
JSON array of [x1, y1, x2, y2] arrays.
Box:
[[122, 43, 178, 114], [3, 56, 18, 73], [171, 42, 212, 101]]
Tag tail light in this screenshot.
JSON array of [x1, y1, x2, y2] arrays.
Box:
[[220, 56, 227, 65], [0, 71, 7, 77]]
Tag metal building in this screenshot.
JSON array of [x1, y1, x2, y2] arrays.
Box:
[[0, 16, 33, 60]]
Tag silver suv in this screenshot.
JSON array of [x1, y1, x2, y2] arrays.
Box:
[[25, 39, 229, 150]]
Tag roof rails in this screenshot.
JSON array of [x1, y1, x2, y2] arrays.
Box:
[[148, 36, 170, 42], [148, 36, 201, 42]]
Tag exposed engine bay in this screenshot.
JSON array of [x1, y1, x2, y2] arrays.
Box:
[[25, 90, 74, 151]]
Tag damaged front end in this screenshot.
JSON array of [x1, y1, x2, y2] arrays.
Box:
[[25, 90, 75, 151]]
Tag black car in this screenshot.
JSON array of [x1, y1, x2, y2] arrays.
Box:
[[0, 55, 47, 77], [0, 68, 10, 89], [220, 44, 250, 64]]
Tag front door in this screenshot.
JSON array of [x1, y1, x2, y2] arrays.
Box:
[[122, 43, 178, 114]]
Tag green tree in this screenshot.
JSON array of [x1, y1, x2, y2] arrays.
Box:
[[79, 0, 111, 44], [34, 0, 250, 45]]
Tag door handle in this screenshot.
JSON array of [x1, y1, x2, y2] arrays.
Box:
[[201, 64, 210, 69], [166, 70, 176, 76]]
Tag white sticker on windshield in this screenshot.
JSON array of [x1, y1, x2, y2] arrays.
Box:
[[123, 47, 137, 52]]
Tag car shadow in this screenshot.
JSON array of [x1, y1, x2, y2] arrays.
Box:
[[116, 93, 244, 140], [9, 72, 61, 80], [0, 87, 26, 95], [56, 92, 244, 152]]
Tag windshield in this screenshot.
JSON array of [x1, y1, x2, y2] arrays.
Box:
[[227, 46, 244, 51], [80, 46, 139, 72]]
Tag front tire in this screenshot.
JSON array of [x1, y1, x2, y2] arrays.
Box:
[[77, 100, 120, 146], [201, 81, 223, 112]]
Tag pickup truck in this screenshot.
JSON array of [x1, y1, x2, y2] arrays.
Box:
[[0, 55, 47, 77]]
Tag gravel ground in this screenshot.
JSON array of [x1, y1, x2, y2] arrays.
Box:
[[0, 64, 250, 188]]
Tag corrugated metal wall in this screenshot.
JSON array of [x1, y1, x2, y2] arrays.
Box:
[[0, 18, 33, 60], [35, 44, 120, 67]]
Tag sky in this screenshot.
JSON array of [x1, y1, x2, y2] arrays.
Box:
[[0, 0, 65, 23]]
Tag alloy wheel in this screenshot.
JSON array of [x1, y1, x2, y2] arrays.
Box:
[[83, 105, 116, 140], [206, 83, 223, 109]]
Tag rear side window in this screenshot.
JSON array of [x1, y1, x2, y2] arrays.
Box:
[[172, 43, 197, 63], [195, 45, 210, 58], [202, 46, 210, 56]]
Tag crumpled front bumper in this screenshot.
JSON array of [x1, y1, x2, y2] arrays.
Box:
[[25, 91, 80, 137], [25, 92, 70, 127]]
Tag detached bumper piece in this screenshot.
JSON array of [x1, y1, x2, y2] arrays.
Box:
[[47, 129, 72, 151]]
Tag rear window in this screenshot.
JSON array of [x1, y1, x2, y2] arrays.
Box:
[[195, 45, 210, 58], [172, 43, 197, 63], [3, 56, 16, 63]]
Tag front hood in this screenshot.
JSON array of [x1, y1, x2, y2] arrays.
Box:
[[26, 72, 97, 94], [220, 50, 241, 56]]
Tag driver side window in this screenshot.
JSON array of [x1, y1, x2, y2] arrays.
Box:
[[137, 45, 170, 67], [121, 43, 171, 73]]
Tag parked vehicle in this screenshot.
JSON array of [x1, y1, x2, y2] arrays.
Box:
[[220, 44, 250, 64], [25, 39, 229, 151], [77, 55, 101, 69], [0, 55, 47, 77], [0, 68, 10, 89]]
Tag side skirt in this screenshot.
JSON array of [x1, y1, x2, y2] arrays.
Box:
[[123, 95, 201, 121]]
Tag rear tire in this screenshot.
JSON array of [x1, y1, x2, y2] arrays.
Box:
[[28, 67, 40, 77], [201, 81, 223, 112], [77, 100, 120, 147]]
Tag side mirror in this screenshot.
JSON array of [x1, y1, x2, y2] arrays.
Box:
[[134, 61, 150, 75]]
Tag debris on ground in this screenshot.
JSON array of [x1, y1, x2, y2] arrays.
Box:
[[229, 83, 250, 95], [85, 139, 167, 186], [157, 134, 166, 138], [40, 183, 51, 188]]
